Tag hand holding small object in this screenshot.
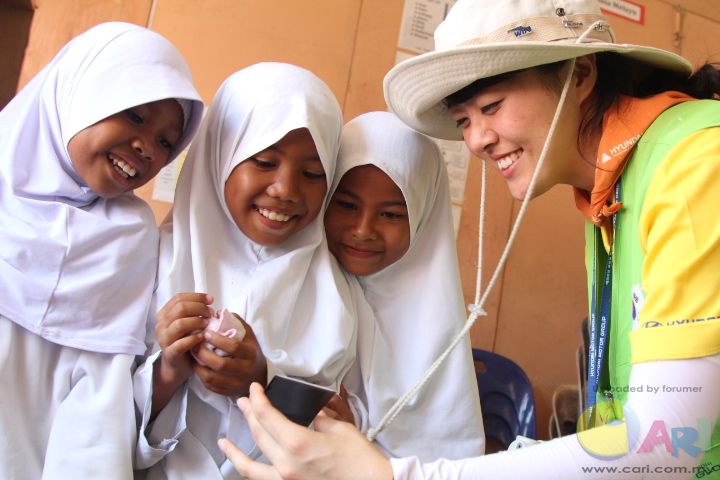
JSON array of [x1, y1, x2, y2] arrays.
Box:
[[155, 292, 214, 384], [193, 311, 267, 397], [152, 292, 214, 418], [194, 308, 246, 361]]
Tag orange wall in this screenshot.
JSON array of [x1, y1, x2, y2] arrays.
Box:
[[0, 3, 33, 109], [11, 0, 720, 441], [16, 0, 152, 90]]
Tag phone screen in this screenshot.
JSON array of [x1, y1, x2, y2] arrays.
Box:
[[265, 376, 336, 426]]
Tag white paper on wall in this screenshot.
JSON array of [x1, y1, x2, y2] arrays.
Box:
[[151, 149, 187, 203], [393, 1, 470, 236], [397, 0, 456, 54], [434, 138, 470, 205]]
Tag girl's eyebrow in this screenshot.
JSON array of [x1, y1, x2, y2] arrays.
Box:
[[382, 200, 407, 208], [336, 188, 407, 207], [264, 144, 322, 163], [335, 187, 361, 199]]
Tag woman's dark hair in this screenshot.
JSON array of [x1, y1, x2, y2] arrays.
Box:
[[444, 71, 520, 107], [443, 61, 566, 108], [444, 53, 720, 145], [581, 52, 720, 140]]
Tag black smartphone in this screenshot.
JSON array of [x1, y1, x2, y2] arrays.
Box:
[[264, 375, 336, 426]]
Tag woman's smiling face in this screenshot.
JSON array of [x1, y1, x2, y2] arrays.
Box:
[[449, 66, 590, 200]]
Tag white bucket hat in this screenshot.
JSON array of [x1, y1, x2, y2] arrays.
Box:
[[384, 0, 693, 141]]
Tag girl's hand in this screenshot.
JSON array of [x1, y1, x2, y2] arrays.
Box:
[[193, 317, 267, 397], [154, 292, 213, 389], [218, 383, 393, 480], [322, 385, 355, 424]]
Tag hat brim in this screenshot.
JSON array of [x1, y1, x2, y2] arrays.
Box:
[[384, 42, 692, 140]]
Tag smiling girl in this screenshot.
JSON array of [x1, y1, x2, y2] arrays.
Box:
[[133, 62, 357, 479], [0, 22, 202, 479], [323, 111, 485, 462]]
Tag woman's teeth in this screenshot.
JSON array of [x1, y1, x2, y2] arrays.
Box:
[[497, 151, 521, 171], [110, 154, 137, 178], [258, 208, 291, 222]]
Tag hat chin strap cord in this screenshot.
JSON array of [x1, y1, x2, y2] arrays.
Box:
[[366, 43, 592, 442]]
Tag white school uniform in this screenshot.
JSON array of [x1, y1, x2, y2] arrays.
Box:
[[0, 22, 203, 479], [337, 112, 486, 461], [134, 63, 358, 479]]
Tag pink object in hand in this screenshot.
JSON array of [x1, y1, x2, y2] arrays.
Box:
[[205, 308, 246, 357]]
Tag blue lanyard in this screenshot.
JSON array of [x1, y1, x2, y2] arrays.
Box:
[[586, 182, 621, 410]]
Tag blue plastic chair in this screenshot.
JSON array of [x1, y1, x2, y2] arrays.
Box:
[[472, 348, 537, 449]]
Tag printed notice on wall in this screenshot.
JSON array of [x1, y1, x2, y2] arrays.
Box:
[[395, 0, 468, 238], [151, 149, 187, 203], [397, 0, 456, 53], [598, 0, 644, 24], [435, 138, 470, 205]]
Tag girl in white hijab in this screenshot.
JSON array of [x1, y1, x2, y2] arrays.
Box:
[[133, 62, 357, 479], [0, 22, 203, 479], [324, 111, 485, 461]]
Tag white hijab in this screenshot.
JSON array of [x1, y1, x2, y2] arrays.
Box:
[[338, 112, 485, 460], [0, 22, 203, 355], [156, 63, 356, 387]]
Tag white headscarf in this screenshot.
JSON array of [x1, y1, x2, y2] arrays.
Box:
[[0, 22, 203, 355], [338, 112, 485, 460], [156, 63, 356, 387]]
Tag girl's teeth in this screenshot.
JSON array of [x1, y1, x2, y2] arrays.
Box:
[[258, 208, 291, 222], [498, 157, 513, 170], [497, 151, 520, 171], [110, 155, 137, 178]]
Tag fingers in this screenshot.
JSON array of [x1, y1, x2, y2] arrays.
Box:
[[319, 406, 341, 420], [193, 362, 251, 397], [157, 316, 206, 352], [157, 292, 213, 321], [237, 385, 387, 480], [237, 316, 258, 342], [192, 340, 267, 397], [163, 330, 205, 363], [156, 292, 213, 328], [310, 412, 342, 433], [192, 337, 261, 373], [237, 383, 309, 465], [237, 395, 288, 466], [202, 331, 258, 360], [155, 292, 214, 349], [196, 330, 266, 372], [324, 394, 355, 424], [239, 383, 315, 460], [217, 438, 280, 480], [202, 317, 261, 361]]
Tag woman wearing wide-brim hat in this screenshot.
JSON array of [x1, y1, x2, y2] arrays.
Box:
[[219, 1, 720, 478]]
